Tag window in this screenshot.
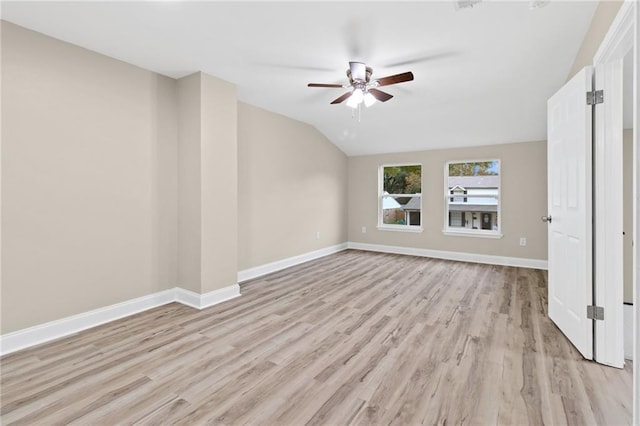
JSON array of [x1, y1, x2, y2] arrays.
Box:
[[444, 160, 501, 237], [379, 164, 422, 231], [449, 211, 464, 227]]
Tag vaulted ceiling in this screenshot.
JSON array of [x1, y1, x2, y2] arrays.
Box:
[[1, 1, 597, 156]]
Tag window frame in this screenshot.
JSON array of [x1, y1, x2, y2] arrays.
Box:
[[377, 162, 423, 233], [443, 159, 503, 239]]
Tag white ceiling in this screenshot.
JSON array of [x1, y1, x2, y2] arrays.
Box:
[[1, 1, 597, 156]]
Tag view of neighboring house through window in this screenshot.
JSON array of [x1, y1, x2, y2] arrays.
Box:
[[445, 160, 500, 235], [379, 164, 422, 230]]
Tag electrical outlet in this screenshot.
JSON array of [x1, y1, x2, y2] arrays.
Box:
[[316, 231, 320, 240], [362, 226, 367, 233], [519, 237, 527, 246]]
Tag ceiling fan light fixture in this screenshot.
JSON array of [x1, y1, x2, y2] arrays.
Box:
[[363, 92, 377, 108], [346, 94, 360, 109], [351, 88, 364, 103], [347, 88, 364, 108]]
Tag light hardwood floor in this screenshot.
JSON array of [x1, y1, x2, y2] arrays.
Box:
[[0, 250, 633, 425]]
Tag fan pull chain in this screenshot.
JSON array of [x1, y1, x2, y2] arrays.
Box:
[[350, 103, 362, 122]]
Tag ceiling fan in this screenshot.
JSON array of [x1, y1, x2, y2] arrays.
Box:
[[307, 62, 414, 108]]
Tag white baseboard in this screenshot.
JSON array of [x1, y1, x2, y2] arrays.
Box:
[[237, 243, 348, 282], [347, 242, 548, 270], [0, 289, 175, 356], [175, 284, 240, 309], [237, 241, 546, 285], [624, 304, 633, 360], [0, 284, 240, 356]]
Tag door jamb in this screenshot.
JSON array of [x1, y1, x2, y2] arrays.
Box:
[[592, 0, 637, 420]]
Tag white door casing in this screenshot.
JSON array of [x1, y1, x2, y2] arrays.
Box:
[[593, 60, 625, 368], [593, 0, 636, 369], [547, 66, 593, 360]]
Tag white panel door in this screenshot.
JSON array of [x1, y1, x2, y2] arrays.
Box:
[[547, 66, 593, 360]]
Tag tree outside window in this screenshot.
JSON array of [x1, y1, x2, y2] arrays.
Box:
[[379, 164, 422, 229]]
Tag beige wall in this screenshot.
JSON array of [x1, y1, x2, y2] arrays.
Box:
[[1, 22, 178, 333], [348, 141, 547, 261], [238, 102, 348, 270], [155, 66, 179, 305], [200, 73, 237, 293], [177, 73, 203, 293], [567, 1, 623, 81], [177, 72, 238, 293]]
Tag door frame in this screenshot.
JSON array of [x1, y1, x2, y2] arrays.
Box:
[[634, 2, 639, 422], [593, 0, 633, 368], [592, 0, 637, 418]]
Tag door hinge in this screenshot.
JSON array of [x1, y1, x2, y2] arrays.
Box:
[[586, 90, 603, 105], [586, 305, 604, 320]]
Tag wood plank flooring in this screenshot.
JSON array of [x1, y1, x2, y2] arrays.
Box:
[[0, 250, 633, 425]]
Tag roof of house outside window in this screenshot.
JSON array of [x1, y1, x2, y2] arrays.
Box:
[[448, 175, 499, 188], [402, 196, 421, 211]]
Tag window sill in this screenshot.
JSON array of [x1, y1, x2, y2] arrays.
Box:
[[377, 225, 424, 233], [442, 229, 503, 239]]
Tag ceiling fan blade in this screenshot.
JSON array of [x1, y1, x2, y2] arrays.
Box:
[[308, 83, 344, 88], [349, 62, 367, 81], [330, 92, 353, 104], [375, 71, 414, 87], [368, 88, 394, 102], [384, 52, 459, 68]]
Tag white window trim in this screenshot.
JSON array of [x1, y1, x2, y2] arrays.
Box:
[[443, 159, 501, 238], [378, 163, 423, 232], [442, 229, 504, 239], [378, 225, 424, 233]]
